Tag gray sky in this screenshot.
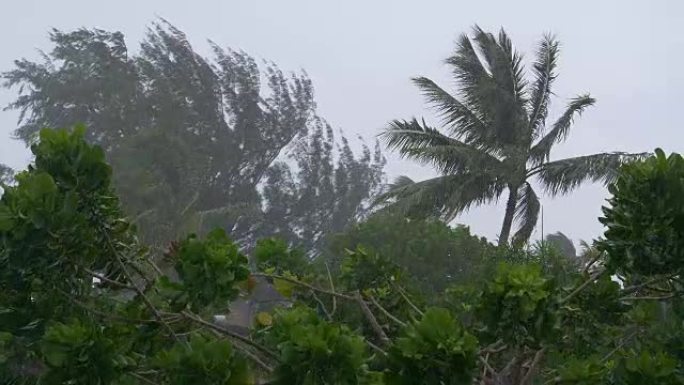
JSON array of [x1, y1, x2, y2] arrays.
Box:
[[1, 0, 682, 245]]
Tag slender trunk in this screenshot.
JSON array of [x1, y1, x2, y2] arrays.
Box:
[[498, 185, 518, 246]]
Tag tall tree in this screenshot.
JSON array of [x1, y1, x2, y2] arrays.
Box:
[[3, 21, 384, 252], [260, 119, 386, 254], [379, 26, 645, 245], [545, 231, 576, 259]]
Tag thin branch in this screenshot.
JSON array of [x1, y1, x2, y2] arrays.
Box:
[[521, 348, 546, 385], [252, 273, 354, 300], [181, 310, 279, 360], [325, 263, 337, 316], [620, 293, 680, 301], [129, 372, 160, 385], [311, 291, 333, 321], [208, 329, 274, 373], [478, 339, 507, 355], [82, 267, 137, 290], [560, 269, 606, 304], [621, 274, 677, 295], [394, 283, 424, 316], [354, 291, 390, 346], [479, 354, 497, 384], [581, 252, 603, 275], [58, 289, 158, 325], [145, 258, 165, 277], [601, 329, 638, 363], [368, 294, 407, 327], [366, 340, 388, 356], [113, 251, 181, 342]]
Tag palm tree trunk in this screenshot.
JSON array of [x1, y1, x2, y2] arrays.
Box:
[[499, 185, 518, 246]]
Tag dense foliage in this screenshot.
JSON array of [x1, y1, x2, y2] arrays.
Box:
[[2, 21, 385, 254], [328, 214, 493, 293], [1, 126, 682, 385]]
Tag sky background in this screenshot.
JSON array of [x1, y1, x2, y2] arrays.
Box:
[[0, 0, 682, 246]]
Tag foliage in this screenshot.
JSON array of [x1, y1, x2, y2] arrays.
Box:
[[600, 149, 684, 275], [39, 320, 118, 385], [1, 26, 683, 385], [328, 213, 493, 293], [254, 238, 310, 276], [171, 229, 250, 311], [153, 334, 251, 385], [256, 306, 378, 385], [3, 21, 385, 254], [378, 26, 645, 245], [386, 308, 478, 385], [0, 127, 255, 384], [476, 263, 558, 347], [340, 248, 404, 292]]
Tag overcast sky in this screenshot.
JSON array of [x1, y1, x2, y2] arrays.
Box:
[[0, 0, 682, 245]]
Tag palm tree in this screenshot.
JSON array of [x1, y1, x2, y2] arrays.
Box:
[[379, 26, 645, 246]]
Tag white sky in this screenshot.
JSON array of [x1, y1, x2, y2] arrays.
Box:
[[0, 0, 682, 245]]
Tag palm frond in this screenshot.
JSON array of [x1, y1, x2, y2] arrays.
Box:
[[468, 26, 528, 146], [387, 175, 415, 190], [382, 118, 502, 175], [412, 76, 488, 143], [374, 173, 505, 222], [533, 152, 648, 196], [528, 95, 595, 165], [382, 118, 463, 150], [527, 34, 559, 139], [511, 182, 540, 246], [445, 33, 498, 147], [403, 145, 503, 176]]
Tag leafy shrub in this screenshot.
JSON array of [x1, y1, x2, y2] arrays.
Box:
[[254, 238, 310, 276], [328, 214, 493, 293], [257, 306, 378, 385], [154, 334, 251, 385], [476, 263, 558, 346], [173, 229, 250, 311], [340, 247, 403, 292], [386, 308, 478, 385], [600, 149, 684, 275], [40, 320, 118, 385]]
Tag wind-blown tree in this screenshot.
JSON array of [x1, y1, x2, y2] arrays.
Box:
[[545, 231, 576, 259], [2, 21, 384, 252], [260, 120, 386, 254], [379, 26, 645, 245]]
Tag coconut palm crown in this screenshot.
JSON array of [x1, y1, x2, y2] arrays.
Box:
[[379, 26, 645, 246]]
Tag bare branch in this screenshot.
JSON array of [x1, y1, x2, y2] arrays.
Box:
[[521, 348, 546, 385], [368, 294, 408, 327], [560, 269, 606, 304], [252, 273, 354, 300], [354, 291, 390, 346], [181, 310, 279, 361]]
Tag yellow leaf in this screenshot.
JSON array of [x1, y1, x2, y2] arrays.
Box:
[[255, 312, 273, 327], [273, 278, 295, 298]]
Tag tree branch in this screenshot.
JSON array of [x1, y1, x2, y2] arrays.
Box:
[[621, 274, 677, 295], [368, 294, 407, 327], [394, 283, 424, 316], [325, 263, 337, 316], [181, 310, 279, 361], [252, 273, 354, 300], [560, 269, 606, 304], [354, 291, 390, 346], [521, 348, 546, 385]]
